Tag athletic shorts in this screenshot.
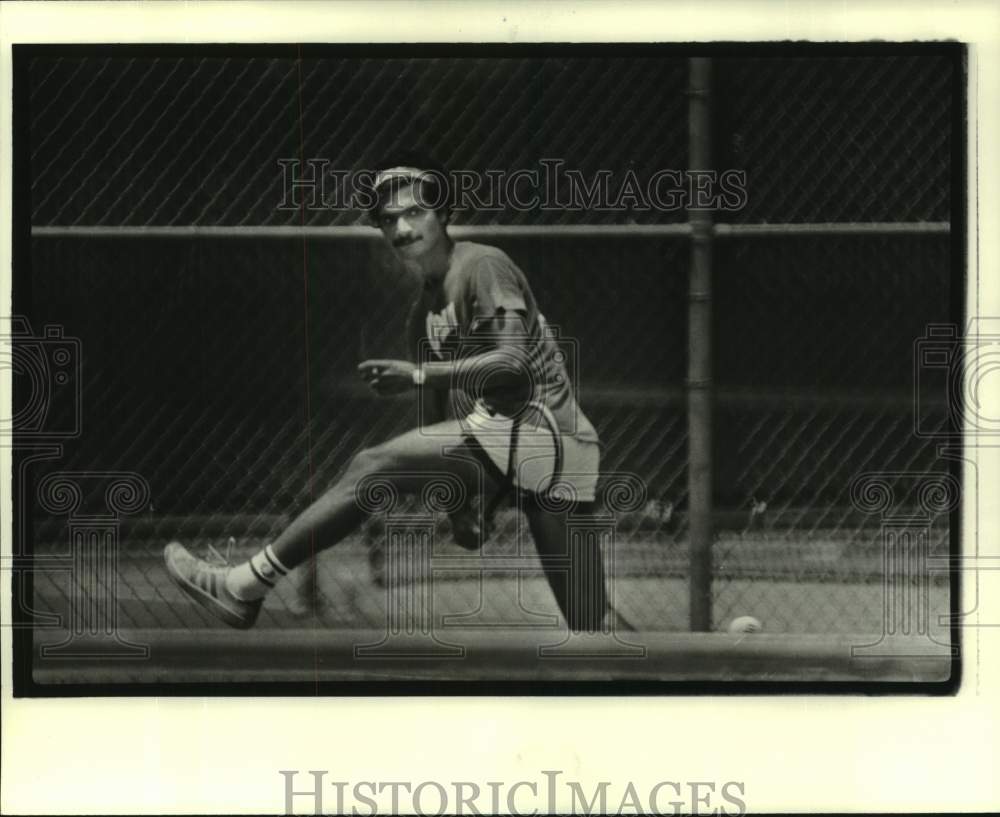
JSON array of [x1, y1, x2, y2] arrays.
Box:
[[460, 400, 600, 503]]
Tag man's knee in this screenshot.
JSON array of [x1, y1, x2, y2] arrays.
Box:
[[348, 443, 400, 478]]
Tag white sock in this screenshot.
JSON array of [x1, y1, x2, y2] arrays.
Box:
[[225, 544, 290, 601]]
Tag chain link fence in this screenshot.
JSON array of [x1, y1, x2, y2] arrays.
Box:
[[29, 54, 688, 227], [713, 55, 952, 224], [20, 52, 955, 645]]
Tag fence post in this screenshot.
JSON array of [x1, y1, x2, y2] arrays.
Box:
[[687, 57, 714, 631]]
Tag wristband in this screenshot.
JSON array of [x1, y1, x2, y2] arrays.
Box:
[[412, 367, 426, 386]]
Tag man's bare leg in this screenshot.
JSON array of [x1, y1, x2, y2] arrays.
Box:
[[164, 420, 496, 628], [287, 557, 319, 617], [525, 498, 608, 633]]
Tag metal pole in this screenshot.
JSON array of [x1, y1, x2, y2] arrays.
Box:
[[687, 57, 714, 631]]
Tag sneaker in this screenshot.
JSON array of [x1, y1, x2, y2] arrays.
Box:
[[163, 541, 262, 629]]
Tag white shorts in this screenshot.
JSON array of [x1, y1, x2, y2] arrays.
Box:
[[461, 401, 600, 503]]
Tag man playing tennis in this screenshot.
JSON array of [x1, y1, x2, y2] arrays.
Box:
[[164, 155, 608, 632]]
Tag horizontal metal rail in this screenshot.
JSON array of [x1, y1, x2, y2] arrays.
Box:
[[31, 222, 950, 240]]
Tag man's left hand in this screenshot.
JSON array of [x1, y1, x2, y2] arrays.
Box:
[[358, 359, 417, 395]]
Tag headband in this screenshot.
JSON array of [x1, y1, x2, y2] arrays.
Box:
[[372, 166, 429, 192]]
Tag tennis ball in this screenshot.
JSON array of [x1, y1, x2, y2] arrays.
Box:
[[728, 615, 763, 634]]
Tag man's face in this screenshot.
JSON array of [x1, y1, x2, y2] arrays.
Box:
[[376, 182, 448, 264]]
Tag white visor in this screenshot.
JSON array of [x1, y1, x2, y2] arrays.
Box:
[[372, 166, 427, 192]]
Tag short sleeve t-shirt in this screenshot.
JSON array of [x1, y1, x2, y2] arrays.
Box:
[[406, 241, 599, 444]]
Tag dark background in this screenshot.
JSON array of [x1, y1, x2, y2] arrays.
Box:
[[21, 49, 955, 519]]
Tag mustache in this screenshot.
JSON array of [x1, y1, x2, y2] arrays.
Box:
[[393, 236, 421, 248]]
